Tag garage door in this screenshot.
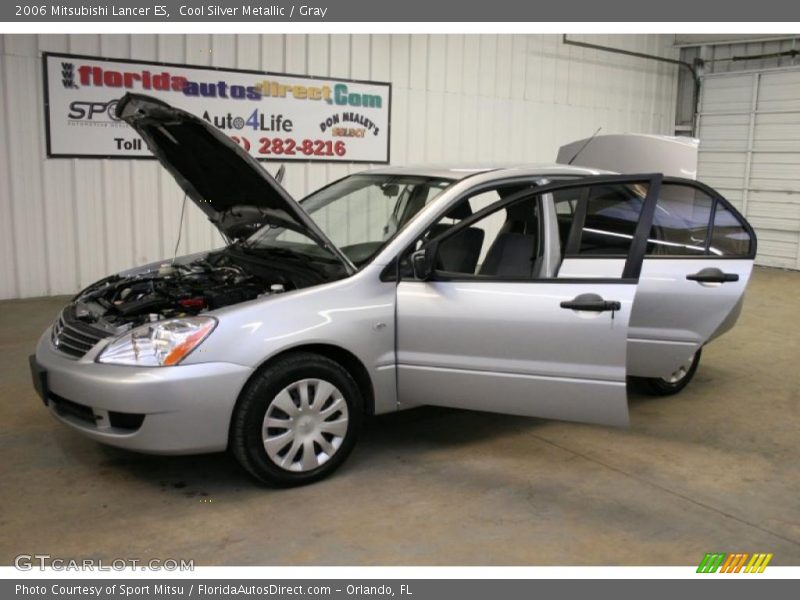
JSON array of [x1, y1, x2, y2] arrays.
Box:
[[696, 67, 800, 269]]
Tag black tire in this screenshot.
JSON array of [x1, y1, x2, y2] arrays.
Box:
[[230, 352, 363, 487], [633, 349, 702, 396]]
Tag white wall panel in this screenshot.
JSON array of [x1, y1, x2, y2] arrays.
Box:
[[697, 67, 800, 269], [0, 33, 678, 299]]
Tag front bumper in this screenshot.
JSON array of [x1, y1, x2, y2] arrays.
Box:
[[32, 329, 254, 454]]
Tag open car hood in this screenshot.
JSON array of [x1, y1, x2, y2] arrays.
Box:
[[116, 93, 355, 273]]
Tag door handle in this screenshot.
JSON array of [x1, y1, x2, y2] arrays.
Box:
[[686, 267, 739, 284], [560, 293, 621, 313]]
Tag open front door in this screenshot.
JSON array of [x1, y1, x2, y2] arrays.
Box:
[[394, 175, 662, 426]]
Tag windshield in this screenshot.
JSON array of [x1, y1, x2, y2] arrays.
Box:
[[244, 174, 452, 266]]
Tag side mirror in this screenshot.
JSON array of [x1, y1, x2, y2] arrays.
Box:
[[411, 247, 435, 281]]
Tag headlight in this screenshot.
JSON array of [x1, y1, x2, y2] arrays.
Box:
[[97, 317, 217, 367]]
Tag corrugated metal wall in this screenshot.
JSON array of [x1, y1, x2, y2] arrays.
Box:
[[0, 34, 679, 299], [682, 37, 800, 269], [696, 68, 800, 269], [676, 37, 800, 129]]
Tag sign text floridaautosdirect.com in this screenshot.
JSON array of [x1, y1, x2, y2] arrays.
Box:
[[44, 52, 390, 162], [14, 4, 330, 19]]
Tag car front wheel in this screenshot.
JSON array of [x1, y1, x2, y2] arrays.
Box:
[[230, 352, 363, 486], [634, 349, 702, 396]]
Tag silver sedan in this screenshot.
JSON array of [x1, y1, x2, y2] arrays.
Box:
[[31, 94, 756, 486]]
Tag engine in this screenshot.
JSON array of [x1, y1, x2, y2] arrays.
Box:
[[72, 250, 292, 332]]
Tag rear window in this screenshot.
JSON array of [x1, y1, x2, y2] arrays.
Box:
[[645, 183, 752, 258], [710, 203, 753, 257]]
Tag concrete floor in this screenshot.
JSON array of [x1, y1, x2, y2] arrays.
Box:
[[1, 266, 798, 566]]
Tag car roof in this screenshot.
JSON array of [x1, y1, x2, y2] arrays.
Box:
[[359, 163, 616, 181]]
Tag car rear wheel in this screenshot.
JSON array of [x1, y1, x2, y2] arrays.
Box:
[[230, 352, 363, 486], [634, 349, 702, 396]]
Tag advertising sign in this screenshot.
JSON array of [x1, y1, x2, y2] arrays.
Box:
[[43, 52, 391, 163]]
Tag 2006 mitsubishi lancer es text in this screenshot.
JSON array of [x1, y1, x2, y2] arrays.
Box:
[[30, 93, 757, 486]]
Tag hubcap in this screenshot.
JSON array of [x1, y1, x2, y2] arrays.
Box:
[[664, 353, 696, 384], [262, 378, 349, 472]]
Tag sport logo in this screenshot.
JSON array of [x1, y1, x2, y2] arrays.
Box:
[[67, 99, 121, 122], [697, 552, 773, 573]]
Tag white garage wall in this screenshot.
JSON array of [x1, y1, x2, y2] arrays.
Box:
[[681, 37, 800, 269], [697, 68, 800, 270], [0, 34, 679, 299]]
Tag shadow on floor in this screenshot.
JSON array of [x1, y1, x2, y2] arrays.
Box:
[[80, 405, 544, 493]]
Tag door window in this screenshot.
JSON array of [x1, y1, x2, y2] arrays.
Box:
[[553, 183, 650, 258], [397, 183, 540, 279], [646, 184, 714, 256], [403, 176, 660, 281], [433, 195, 541, 278], [710, 203, 753, 257], [643, 182, 753, 258], [555, 180, 754, 259], [572, 183, 649, 257]]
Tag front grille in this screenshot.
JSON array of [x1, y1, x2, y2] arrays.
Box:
[[51, 306, 110, 358]]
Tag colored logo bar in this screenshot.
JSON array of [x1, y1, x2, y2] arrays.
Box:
[[697, 553, 773, 573]]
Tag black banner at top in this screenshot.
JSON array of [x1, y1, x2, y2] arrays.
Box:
[[2, 0, 798, 22]]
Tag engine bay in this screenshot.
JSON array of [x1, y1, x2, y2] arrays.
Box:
[[68, 248, 326, 335]]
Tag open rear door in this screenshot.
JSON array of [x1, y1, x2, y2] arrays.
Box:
[[627, 178, 757, 378], [550, 174, 756, 379]]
